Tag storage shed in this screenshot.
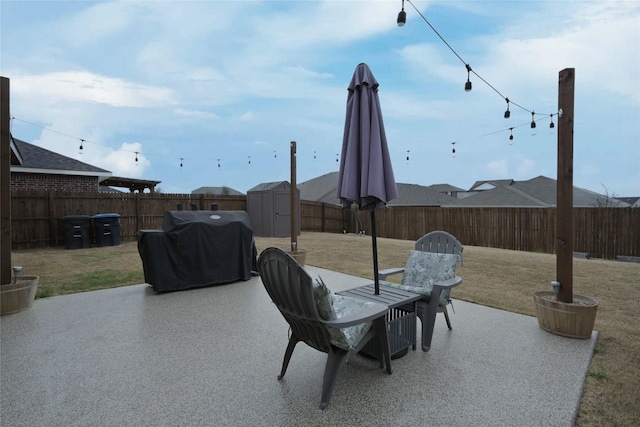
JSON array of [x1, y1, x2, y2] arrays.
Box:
[[247, 181, 300, 237]]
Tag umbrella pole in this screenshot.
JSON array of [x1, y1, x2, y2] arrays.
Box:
[[371, 210, 380, 295]]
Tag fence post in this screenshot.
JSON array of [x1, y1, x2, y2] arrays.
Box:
[[135, 193, 141, 236], [48, 191, 57, 246]]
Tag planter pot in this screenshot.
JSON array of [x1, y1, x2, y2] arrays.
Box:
[[287, 249, 307, 266], [1, 276, 39, 316], [533, 291, 598, 339]]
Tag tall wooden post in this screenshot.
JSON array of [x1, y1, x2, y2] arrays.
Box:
[[290, 141, 297, 252], [1, 76, 11, 285], [556, 68, 575, 303]]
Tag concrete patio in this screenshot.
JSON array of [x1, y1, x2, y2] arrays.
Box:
[[1, 266, 597, 426]]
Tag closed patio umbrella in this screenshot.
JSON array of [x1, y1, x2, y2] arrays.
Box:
[[337, 63, 398, 295]]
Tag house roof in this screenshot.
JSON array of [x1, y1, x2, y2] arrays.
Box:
[[616, 197, 640, 207], [297, 172, 459, 207], [11, 137, 111, 178], [469, 179, 514, 191], [297, 172, 341, 204], [192, 186, 244, 196], [451, 175, 631, 207], [247, 181, 291, 192], [427, 183, 466, 193]]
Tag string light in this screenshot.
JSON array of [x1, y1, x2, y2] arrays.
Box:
[[530, 112, 537, 129], [248, 156, 251, 164], [451, 142, 456, 157], [549, 114, 555, 129], [465, 64, 472, 92], [397, 0, 406, 26], [313, 150, 316, 160], [135, 152, 139, 164], [217, 158, 221, 168], [180, 157, 183, 168], [11, 116, 184, 166], [399, 0, 558, 125], [509, 127, 514, 143], [273, 150, 277, 158], [336, 153, 339, 164], [406, 150, 410, 163]]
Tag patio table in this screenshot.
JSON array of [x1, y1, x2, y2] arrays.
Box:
[[336, 283, 421, 359]]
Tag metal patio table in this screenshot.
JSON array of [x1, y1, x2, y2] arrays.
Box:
[[337, 283, 421, 359]]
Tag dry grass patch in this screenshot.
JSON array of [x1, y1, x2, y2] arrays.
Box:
[[11, 231, 640, 426]]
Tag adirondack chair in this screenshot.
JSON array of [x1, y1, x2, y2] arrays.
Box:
[[378, 231, 463, 351], [257, 247, 392, 409]]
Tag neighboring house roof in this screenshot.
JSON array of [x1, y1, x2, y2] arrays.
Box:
[[11, 137, 111, 178], [451, 175, 631, 207], [297, 172, 459, 207], [427, 183, 465, 193], [297, 172, 341, 204], [247, 181, 291, 192], [390, 184, 459, 206], [616, 197, 640, 207], [469, 179, 514, 191], [192, 186, 244, 195], [99, 186, 124, 193]]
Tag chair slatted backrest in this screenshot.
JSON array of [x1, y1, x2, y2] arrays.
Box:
[[416, 231, 464, 256], [258, 247, 332, 353]]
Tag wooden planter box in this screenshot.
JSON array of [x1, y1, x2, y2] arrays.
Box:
[[533, 291, 598, 339], [1, 276, 39, 316]]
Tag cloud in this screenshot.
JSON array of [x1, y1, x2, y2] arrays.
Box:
[[485, 159, 509, 176], [11, 71, 176, 108], [515, 158, 535, 177], [103, 142, 150, 178]]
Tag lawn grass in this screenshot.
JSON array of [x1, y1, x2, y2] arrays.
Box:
[[11, 231, 640, 426]]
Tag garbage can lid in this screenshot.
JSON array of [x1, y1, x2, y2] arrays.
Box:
[[64, 215, 92, 220], [92, 213, 121, 218]]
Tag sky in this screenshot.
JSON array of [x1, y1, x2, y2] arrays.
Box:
[[2, 0, 639, 196]]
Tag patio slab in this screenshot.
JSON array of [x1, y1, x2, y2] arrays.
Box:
[[1, 266, 597, 426]]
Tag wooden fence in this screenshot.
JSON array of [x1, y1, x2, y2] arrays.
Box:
[[9, 191, 640, 259]]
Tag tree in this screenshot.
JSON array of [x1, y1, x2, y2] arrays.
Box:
[[593, 184, 622, 208]]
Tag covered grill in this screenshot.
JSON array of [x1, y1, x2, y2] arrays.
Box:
[[137, 210, 257, 292]]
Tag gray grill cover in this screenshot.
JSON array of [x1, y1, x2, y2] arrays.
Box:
[[137, 210, 256, 292]]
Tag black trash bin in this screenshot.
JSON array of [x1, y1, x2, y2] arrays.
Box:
[[63, 215, 92, 249], [92, 213, 121, 247]]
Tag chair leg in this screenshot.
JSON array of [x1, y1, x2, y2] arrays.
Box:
[[278, 336, 299, 380], [372, 317, 393, 374], [443, 305, 453, 330], [420, 290, 442, 352], [320, 349, 349, 410]]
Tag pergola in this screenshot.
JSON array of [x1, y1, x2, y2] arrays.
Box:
[[101, 176, 161, 193]]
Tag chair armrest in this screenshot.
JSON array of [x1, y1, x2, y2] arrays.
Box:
[[378, 267, 404, 281], [322, 303, 388, 329], [432, 276, 463, 291]]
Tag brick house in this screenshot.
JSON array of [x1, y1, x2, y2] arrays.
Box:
[[10, 136, 111, 192], [11, 136, 161, 193]]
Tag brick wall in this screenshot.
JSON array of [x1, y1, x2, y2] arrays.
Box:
[[11, 172, 99, 192]]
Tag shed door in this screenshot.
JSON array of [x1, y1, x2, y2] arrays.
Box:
[[274, 191, 291, 237]]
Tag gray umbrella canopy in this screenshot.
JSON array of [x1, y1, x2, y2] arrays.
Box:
[[337, 63, 398, 295], [337, 63, 398, 211]]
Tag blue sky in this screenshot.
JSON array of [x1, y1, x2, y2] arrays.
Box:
[[2, 0, 639, 196]]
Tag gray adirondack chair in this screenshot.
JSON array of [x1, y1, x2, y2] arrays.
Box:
[[257, 247, 392, 410], [378, 231, 463, 351]]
